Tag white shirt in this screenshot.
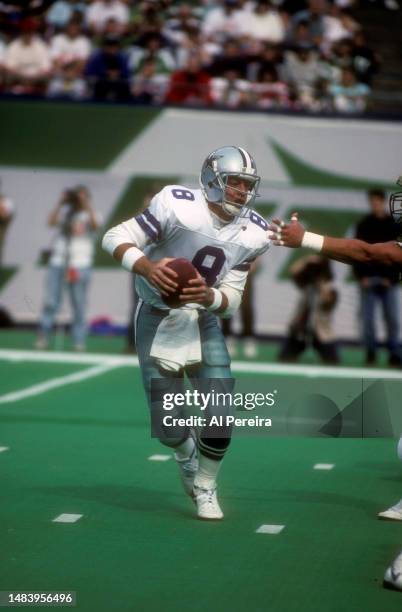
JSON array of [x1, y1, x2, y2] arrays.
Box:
[[50, 33, 92, 64], [202, 7, 246, 38], [241, 9, 285, 43], [86, 1, 130, 31], [50, 206, 99, 268], [5, 36, 51, 77]]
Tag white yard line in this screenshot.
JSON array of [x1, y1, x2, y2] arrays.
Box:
[[0, 363, 119, 405], [0, 348, 401, 379], [0, 349, 137, 366]]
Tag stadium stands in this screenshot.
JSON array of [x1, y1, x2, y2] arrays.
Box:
[[0, 0, 401, 114]]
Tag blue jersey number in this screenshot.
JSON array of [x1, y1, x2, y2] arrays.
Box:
[[171, 189, 195, 201], [192, 246, 226, 287]]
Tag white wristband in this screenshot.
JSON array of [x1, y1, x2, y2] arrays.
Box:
[[206, 288, 223, 312], [121, 246, 144, 272], [301, 231, 324, 252]]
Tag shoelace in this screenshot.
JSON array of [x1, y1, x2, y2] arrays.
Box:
[[197, 487, 216, 503]]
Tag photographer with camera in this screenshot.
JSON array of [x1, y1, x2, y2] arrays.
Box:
[[278, 254, 339, 364], [35, 185, 100, 351]]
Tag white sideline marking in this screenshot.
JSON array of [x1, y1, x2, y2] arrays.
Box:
[[314, 463, 335, 470], [256, 524, 285, 535], [0, 348, 139, 367], [0, 364, 118, 405], [52, 513, 82, 523], [0, 348, 401, 380], [148, 454, 171, 462], [0, 446, 10, 452]]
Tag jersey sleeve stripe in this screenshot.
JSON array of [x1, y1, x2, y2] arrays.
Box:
[[143, 209, 162, 238], [232, 262, 250, 271], [135, 214, 158, 242]]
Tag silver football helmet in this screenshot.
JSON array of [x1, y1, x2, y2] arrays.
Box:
[[199, 146, 260, 217]]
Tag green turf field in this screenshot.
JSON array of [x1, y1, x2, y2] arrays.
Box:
[[1, 343, 402, 612]]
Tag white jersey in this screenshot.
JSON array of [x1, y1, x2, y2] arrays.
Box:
[[105, 185, 271, 309]]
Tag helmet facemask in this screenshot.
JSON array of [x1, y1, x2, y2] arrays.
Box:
[[389, 177, 402, 240], [218, 172, 260, 217]]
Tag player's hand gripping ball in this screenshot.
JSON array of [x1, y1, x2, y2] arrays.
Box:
[[163, 258, 198, 308]]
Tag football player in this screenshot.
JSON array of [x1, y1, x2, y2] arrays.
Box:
[[268, 178, 402, 590], [102, 146, 271, 520]]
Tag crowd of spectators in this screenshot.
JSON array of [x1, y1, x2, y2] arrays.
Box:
[[0, 0, 385, 113]]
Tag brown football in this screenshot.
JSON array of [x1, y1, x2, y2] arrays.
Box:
[[163, 258, 198, 308]]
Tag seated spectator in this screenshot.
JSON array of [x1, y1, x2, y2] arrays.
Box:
[[241, 0, 287, 44], [100, 16, 128, 40], [86, 0, 130, 36], [50, 18, 91, 74], [352, 30, 379, 85], [281, 43, 328, 109], [132, 1, 165, 41], [208, 39, 250, 78], [47, 61, 87, 99], [251, 66, 290, 109], [245, 42, 282, 81], [131, 58, 169, 104], [329, 66, 370, 113], [207, 39, 247, 78], [164, 54, 212, 106], [284, 19, 316, 50], [292, 0, 328, 48], [201, 0, 245, 42], [209, 69, 251, 108], [163, 3, 201, 46], [329, 38, 354, 71], [4, 17, 52, 95], [175, 26, 221, 70], [321, 6, 359, 53], [85, 34, 130, 101], [128, 33, 176, 75], [46, 0, 75, 30]]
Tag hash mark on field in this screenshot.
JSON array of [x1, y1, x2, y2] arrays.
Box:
[[256, 524, 285, 535], [0, 446, 10, 452], [148, 454, 171, 462], [52, 513, 83, 523], [314, 463, 335, 470]]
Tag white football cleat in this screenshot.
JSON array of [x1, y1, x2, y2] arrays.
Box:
[[378, 499, 402, 521], [383, 550, 402, 591], [193, 485, 224, 520], [174, 437, 198, 496]]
